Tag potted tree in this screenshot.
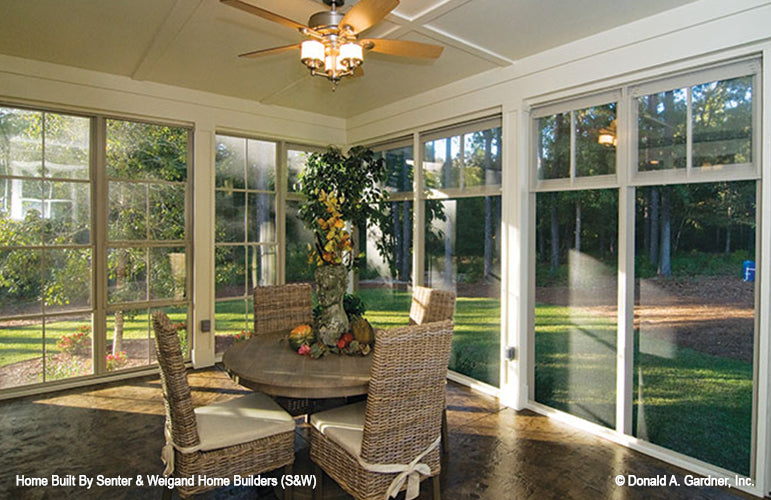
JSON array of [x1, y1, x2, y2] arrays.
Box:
[[297, 146, 388, 346]]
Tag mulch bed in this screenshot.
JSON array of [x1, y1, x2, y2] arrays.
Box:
[[537, 275, 755, 363]]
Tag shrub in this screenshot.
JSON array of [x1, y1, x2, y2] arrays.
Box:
[[57, 325, 92, 356], [106, 351, 128, 371], [45, 354, 90, 381]]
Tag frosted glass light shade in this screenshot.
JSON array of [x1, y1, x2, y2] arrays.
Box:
[[301, 40, 324, 65], [339, 43, 363, 66], [324, 54, 345, 73]]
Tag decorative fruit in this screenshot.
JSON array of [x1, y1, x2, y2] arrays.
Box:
[[289, 324, 313, 351], [350, 316, 374, 346]]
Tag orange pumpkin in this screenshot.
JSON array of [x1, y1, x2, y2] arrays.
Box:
[[289, 324, 313, 351]]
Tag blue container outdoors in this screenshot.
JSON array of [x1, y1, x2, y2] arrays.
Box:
[[742, 260, 755, 282]]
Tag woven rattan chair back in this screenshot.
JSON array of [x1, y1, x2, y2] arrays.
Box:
[[360, 320, 454, 468], [408, 286, 456, 326], [152, 311, 200, 450], [254, 283, 313, 335]]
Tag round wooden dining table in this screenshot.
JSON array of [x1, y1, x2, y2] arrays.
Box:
[[222, 332, 372, 399]]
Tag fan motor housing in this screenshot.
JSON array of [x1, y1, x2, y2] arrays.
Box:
[[309, 9, 345, 31]]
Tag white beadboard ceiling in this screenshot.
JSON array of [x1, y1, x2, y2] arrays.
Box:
[[0, 0, 698, 118]]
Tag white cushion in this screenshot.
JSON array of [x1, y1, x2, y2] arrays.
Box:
[[194, 392, 295, 451], [310, 400, 366, 457]]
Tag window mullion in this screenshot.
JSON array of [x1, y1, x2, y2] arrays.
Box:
[[93, 117, 108, 376]]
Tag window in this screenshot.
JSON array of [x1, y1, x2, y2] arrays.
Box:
[[0, 108, 92, 387], [530, 59, 759, 476], [534, 93, 618, 185], [533, 189, 618, 428], [285, 145, 325, 284], [421, 119, 503, 386], [106, 119, 191, 369], [0, 107, 192, 392], [214, 135, 277, 353]]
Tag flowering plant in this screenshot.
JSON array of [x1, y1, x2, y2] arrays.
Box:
[[309, 190, 353, 267], [106, 351, 127, 371], [57, 325, 92, 356], [296, 146, 389, 271], [234, 330, 252, 342]]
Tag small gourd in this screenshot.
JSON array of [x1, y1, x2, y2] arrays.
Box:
[[289, 324, 313, 351], [350, 316, 374, 346]]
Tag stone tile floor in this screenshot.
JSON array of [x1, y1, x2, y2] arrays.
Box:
[[0, 367, 760, 499]]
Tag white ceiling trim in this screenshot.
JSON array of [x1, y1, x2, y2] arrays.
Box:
[[382, 0, 513, 66], [417, 25, 514, 67], [132, 0, 205, 81]]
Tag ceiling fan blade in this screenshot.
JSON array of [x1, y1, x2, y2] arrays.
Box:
[[221, 0, 308, 32], [361, 38, 443, 59], [340, 0, 399, 35], [238, 43, 301, 59]]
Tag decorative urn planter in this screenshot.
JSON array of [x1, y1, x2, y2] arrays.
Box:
[[315, 264, 349, 346]]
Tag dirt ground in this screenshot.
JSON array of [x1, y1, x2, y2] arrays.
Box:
[[0, 339, 157, 390], [537, 275, 756, 363]]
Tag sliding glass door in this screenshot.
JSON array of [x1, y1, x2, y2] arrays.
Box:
[[530, 59, 759, 478]]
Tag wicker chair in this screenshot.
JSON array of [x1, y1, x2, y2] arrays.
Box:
[[409, 286, 456, 453], [254, 283, 314, 335], [310, 320, 454, 500], [408, 286, 456, 326], [254, 283, 321, 415], [152, 312, 295, 499]]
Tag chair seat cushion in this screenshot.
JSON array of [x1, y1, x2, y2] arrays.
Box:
[[310, 400, 366, 457], [195, 392, 295, 451]]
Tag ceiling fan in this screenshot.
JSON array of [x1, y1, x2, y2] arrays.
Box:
[[221, 0, 444, 87]]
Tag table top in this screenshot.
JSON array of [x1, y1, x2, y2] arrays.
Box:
[[222, 332, 372, 399]]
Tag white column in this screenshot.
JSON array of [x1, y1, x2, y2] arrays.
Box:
[[499, 106, 530, 410], [191, 124, 216, 367]]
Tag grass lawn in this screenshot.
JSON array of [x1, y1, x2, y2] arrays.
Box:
[[535, 303, 753, 475], [0, 307, 188, 373], [358, 288, 501, 387]]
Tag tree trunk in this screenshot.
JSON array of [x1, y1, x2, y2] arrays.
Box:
[[574, 201, 582, 253], [643, 189, 651, 255], [443, 140, 453, 285], [392, 201, 401, 279], [550, 195, 560, 273], [649, 187, 659, 266], [725, 187, 734, 254], [113, 248, 127, 356], [484, 196, 493, 281], [112, 310, 124, 356], [483, 131, 494, 282], [401, 201, 411, 281], [658, 188, 672, 276]]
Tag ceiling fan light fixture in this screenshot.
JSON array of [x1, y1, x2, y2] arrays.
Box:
[[222, 0, 443, 89], [301, 40, 325, 68]]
